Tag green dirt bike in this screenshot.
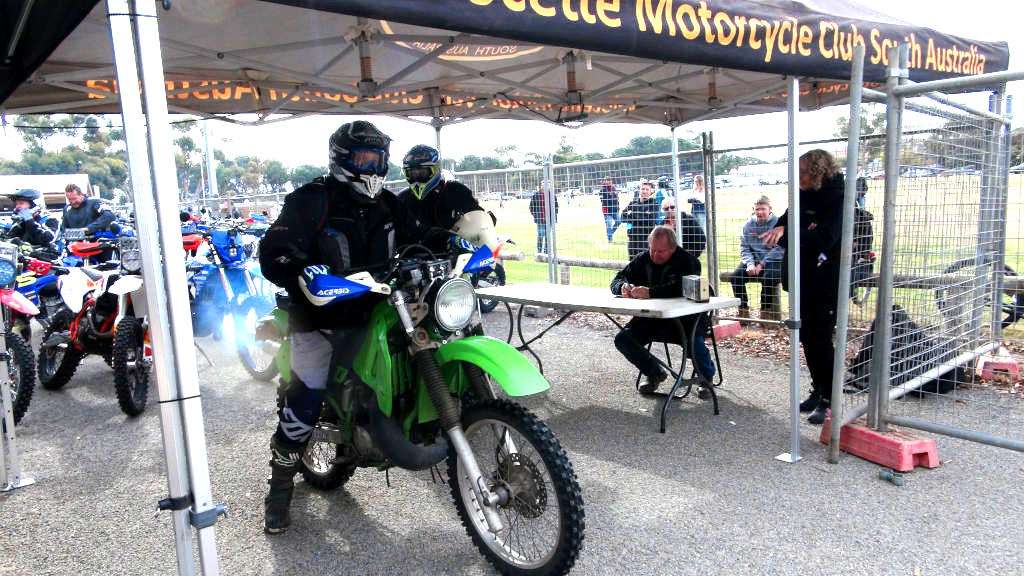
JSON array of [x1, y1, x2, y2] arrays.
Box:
[[256, 245, 585, 575]]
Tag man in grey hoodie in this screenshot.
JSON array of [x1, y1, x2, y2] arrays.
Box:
[[731, 196, 783, 320]]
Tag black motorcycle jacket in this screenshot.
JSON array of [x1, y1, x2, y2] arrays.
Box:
[[61, 198, 116, 233], [397, 180, 483, 253], [5, 215, 58, 247], [259, 176, 403, 331]]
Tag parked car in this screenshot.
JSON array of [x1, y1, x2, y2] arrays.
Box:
[[1009, 163, 1024, 174]]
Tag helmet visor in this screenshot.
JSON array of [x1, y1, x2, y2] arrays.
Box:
[[348, 146, 389, 176], [404, 166, 434, 184]]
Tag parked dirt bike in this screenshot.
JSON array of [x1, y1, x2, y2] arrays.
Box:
[[183, 223, 274, 377], [469, 238, 511, 314], [8, 254, 63, 341], [61, 227, 125, 266], [38, 235, 151, 416], [0, 242, 39, 425], [258, 245, 585, 574]]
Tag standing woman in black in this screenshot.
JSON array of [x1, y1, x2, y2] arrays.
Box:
[[761, 149, 845, 424]]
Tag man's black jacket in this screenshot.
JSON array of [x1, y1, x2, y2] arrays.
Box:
[[259, 176, 407, 331], [397, 180, 482, 252], [610, 248, 700, 298], [620, 196, 661, 258], [528, 191, 558, 224], [62, 198, 116, 233], [776, 172, 845, 299], [5, 216, 58, 247]]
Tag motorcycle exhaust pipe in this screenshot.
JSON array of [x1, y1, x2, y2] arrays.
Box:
[[364, 402, 449, 472]]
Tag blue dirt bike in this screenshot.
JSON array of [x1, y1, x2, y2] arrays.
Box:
[[184, 222, 274, 377]]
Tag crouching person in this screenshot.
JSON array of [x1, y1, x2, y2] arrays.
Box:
[[611, 226, 716, 395]]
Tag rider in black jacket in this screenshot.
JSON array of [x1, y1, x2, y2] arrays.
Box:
[[257, 120, 401, 535], [4, 189, 58, 251], [397, 144, 497, 254], [61, 183, 116, 234]]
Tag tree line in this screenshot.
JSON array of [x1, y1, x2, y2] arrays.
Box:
[[0, 115, 764, 202]]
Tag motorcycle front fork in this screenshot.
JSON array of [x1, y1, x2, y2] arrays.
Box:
[[391, 291, 506, 534]]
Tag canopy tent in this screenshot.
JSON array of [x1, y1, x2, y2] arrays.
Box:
[[0, 1, 1010, 126], [0, 2, 1014, 576]]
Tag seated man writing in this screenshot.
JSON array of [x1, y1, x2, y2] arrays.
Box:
[[731, 195, 783, 321], [611, 226, 717, 395]]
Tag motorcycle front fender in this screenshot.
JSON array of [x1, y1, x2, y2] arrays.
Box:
[[108, 275, 144, 296], [0, 289, 40, 316], [435, 336, 549, 397]]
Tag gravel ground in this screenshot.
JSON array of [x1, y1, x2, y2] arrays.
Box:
[[3, 310, 1022, 576]]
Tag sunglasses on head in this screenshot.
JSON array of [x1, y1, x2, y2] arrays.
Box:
[[663, 205, 676, 212]]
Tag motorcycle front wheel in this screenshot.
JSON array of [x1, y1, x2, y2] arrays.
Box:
[[235, 297, 279, 381], [112, 316, 150, 416], [449, 398, 585, 576], [38, 309, 83, 391], [6, 332, 36, 425], [474, 263, 506, 314]]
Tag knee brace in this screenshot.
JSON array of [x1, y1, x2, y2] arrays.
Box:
[[275, 377, 326, 445]]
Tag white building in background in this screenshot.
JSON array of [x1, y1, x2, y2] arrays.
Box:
[[0, 173, 95, 210]]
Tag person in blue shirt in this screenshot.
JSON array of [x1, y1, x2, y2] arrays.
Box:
[[731, 195, 783, 321]]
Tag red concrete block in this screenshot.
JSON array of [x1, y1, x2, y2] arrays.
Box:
[[976, 354, 1021, 382], [820, 415, 940, 473], [712, 320, 741, 341]]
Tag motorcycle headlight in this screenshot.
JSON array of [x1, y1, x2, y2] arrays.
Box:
[[0, 242, 18, 286], [121, 249, 142, 273], [120, 237, 142, 273], [433, 278, 476, 332]]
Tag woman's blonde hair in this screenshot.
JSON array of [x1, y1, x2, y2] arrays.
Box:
[[800, 149, 839, 189]]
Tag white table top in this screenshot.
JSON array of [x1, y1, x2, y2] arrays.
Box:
[[476, 283, 740, 319]]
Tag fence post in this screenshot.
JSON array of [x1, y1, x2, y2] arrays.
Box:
[[701, 132, 720, 295], [543, 157, 558, 284], [992, 93, 1012, 344], [671, 124, 683, 243], [829, 43, 866, 463], [869, 44, 908, 433], [776, 77, 802, 464]]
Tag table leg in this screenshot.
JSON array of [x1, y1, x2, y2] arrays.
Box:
[[502, 302, 515, 344], [659, 318, 692, 433]]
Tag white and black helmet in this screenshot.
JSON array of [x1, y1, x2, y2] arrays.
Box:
[[328, 120, 391, 198]]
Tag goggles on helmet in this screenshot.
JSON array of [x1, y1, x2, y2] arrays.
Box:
[[344, 146, 389, 177], [404, 165, 435, 184]]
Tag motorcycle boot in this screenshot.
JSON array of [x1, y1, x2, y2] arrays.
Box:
[[264, 373, 326, 534], [265, 435, 304, 534]]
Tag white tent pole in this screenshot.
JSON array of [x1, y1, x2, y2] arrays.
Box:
[[777, 76, 802, 464], [107, 2, 222, 574]]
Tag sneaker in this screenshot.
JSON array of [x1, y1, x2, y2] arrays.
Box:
[[807, 402, 830, 425], [638, 370, 668, 395], [799, 392, 821, 413]]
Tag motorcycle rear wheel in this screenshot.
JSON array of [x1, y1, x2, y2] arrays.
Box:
[[449, 399, 585, 575], [300, 425, 356, 491], [38, 310, 83, 391], [6, 332, 36, 425], [112, 317, 149, 417]]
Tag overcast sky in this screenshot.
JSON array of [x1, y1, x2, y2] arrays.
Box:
[[1, 0, 1020, 168]]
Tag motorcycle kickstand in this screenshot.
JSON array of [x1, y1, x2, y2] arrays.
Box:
[[194, 343, 215, 367]]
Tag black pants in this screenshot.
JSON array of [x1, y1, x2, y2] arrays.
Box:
[[799, 289, 838, 403], [614, 317, 700, 378]]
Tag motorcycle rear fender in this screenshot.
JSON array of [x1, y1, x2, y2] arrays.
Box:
[[0, 288, 40, 316], [435, 336, 549, 397]]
